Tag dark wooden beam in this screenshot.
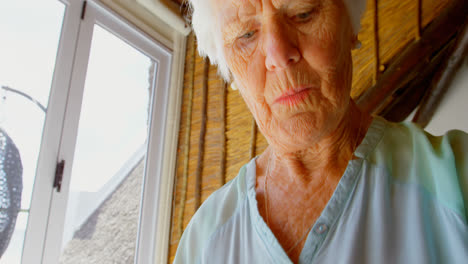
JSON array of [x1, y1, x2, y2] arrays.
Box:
[[170, 0, 183, 5], [380, 37, 456, 122], [356, 0, 468, 114], [413, 21, 468, 127]]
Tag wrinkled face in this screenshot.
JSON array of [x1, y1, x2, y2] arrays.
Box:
[[215, 0, 355, 153]]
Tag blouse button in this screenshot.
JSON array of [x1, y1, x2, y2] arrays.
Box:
[[315, 223, 328, 235]]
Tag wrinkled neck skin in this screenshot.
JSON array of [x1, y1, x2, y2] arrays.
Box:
[[257, 100, 372, 187]]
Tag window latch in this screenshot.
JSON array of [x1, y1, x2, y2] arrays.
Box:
[[54, 160, 65, 192], [80, 1, 87, 20]]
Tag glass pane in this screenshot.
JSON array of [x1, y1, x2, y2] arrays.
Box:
[[0, 1, 65, 262], [59, 25, 153, 263]]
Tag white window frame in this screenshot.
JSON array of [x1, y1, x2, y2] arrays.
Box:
[[21, 0, 186, 263]]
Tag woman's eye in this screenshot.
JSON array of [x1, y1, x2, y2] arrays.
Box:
[[296, 12, 312, 20], [293, 7, 319, 23], [240, 31, 256, 39]]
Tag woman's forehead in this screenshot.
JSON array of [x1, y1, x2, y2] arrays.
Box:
[[215, 0, 324, 19], [214, 0, 258, 16]]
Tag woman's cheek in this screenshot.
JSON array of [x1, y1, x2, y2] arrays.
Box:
[[236, 40, 257, 58], [227, 43, 258, 77]]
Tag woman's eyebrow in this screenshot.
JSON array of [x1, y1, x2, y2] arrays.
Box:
[[222, 21, 242, 37], [285, 0, 321, 10], [221, 20, 251, 42], [221, 8, 257, 36]]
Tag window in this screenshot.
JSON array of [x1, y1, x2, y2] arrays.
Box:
[[0, 1, 175, 263], [0, 1, 66, 262]]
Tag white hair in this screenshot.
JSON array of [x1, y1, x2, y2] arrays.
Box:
[[188, 0, 367, 82]]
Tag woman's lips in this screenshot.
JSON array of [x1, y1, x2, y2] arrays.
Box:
[[274, 88, 312, 106]]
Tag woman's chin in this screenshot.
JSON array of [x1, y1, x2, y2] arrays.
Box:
[[258, 101, 344, 153], [266, 117, 329, 153]]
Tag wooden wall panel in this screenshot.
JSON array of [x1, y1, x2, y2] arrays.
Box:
[[351, 0, 451, 99]]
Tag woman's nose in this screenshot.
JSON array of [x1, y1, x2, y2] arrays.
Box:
[[264, 21, 301, 71]]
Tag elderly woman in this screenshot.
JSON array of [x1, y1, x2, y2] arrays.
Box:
[[174, 0, 468, 263]]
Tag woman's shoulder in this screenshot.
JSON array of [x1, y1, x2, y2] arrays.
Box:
[[370, 117, 468, 221], [193, 163, 250, 225], [376, 118, 468, 160], [173, 160, 254, 263]]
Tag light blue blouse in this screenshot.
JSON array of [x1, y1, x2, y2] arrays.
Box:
[[173, 117, 468, 264]]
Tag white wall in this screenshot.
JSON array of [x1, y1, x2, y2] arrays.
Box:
[[424, 56, 468, 135]]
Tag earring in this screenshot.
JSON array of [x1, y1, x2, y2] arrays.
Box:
[[352, 35, 361, 50], [355, 40, 362, 49], [230, 82, 238, 90]]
